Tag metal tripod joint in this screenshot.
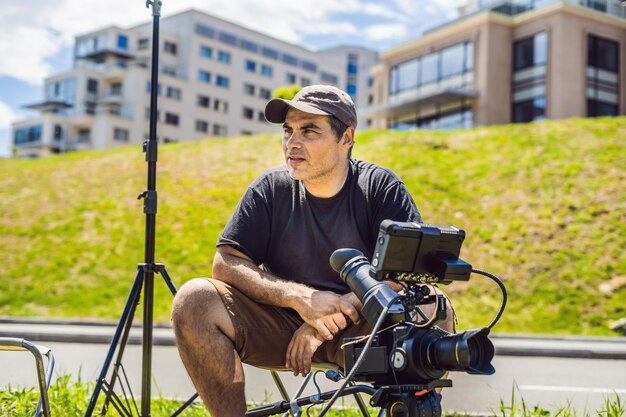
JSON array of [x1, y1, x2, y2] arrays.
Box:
[[138, 263, 166, 274], [143, 140, 158, 162], [146, 0, 162, 16], [137, 190, 158, 214]]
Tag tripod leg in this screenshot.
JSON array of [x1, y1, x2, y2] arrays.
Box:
[[159, 266, 178, 296], [84, 268, 144, 417]]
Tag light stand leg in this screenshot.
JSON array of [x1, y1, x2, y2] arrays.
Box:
[[85, 268, 144, 417]]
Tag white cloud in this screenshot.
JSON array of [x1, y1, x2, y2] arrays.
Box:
[[0, 101, 20, 129], [363, 23, 408, 41]]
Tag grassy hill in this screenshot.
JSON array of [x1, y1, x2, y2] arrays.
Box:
[[0, 117, 624, 336]]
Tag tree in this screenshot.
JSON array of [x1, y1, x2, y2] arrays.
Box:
[[272, 85, 301, 99]]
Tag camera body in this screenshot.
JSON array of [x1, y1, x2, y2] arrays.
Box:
[[330, 221, 495, 389]]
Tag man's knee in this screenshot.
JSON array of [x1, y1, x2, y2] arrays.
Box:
[[172, 278, 233, 338]]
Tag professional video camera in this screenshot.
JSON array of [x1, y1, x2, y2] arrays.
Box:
[[247, 220, 507, 417]]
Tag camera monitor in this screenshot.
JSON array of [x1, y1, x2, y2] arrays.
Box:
[[370, 220, 472, 284]]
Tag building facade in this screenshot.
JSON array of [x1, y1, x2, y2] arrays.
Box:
[[365, 0, 626, 130], [12, 10, 378, 157]]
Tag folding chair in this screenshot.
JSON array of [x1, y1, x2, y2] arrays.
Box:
[[266, 362, 370, 417], [0, 337, 55, 417]]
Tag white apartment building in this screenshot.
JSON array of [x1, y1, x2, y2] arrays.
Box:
[[12, 9, 379, 158]]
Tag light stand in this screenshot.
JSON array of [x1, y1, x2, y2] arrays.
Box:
[[84, 1, 198, 416]]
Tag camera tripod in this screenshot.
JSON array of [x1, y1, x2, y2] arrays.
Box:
[[83, 1, 198, 416], [246, 379, 451, 417]]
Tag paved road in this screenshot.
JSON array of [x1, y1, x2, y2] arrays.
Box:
[[1, 321, 626, 414]]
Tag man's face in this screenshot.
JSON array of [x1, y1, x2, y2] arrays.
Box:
[[282, 108, 350, 185]]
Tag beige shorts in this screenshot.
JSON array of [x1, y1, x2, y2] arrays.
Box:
[[208, 278, 372, 370]]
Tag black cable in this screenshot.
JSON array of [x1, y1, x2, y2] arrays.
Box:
[[316, 298, 397, 417], [471, 268, 507, 329]]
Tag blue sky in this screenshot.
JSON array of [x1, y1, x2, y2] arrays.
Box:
[[0, 0, 464, 157]]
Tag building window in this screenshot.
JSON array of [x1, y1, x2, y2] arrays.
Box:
[[243, 107, 254, 119], [513, 32, 547, 71], [110, 82, 122, 95], [213, 124, 227, 136], [218, 50, 231, 64], [282, 53, 298, 66], [512, 32, 548, 123], [262, 47, 279, 60], [258, 111, 266, 122], [219, 32, 237, 46], [245, 60, 257, 72], [244, 83, 256, 96], [165, 112, 179, 126], [195, 120, 209, 133], [587, 34, 619, 117], [200, 45, 212, 58], [87, 78, 98, 94], [259, 88, 271, 100], [145, 107, 161, 121], [14, 125, 42, 145], [512, 96, 546, 123], [301, 77, 311, 87], [286, 72, 296, 84], [117, 34, 128, 50], [146, 82, 162, 95], [164, 41, 178, 55], [197, 95, 210, 108], [347, 83, 357, 95], [77, 129, 91, 143], [196, 23, 215, 39], [261, 64, 273, 77], [198, 70, 211, 83], [240, 39, 258, 53], [53, 124, 64, 141], [113, 127, 129, 142], [214, 99, 229, 113], [138, 38, 149, 50], [302, 60, 317, 73], [166, 86, 182, 100], [321, 72, 338, 84], [86, 103, 96, 115], [162, 66, 177, 76], [216, 75, 230, 88]]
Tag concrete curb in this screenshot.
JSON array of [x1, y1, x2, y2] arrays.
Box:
[[1, 317, 626, 359]]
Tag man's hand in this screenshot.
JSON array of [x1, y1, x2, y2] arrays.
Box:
[[295, 291, 361, 341], [285, 323, 325, 376]]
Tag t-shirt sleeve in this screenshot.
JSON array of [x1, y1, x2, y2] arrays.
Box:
[[371, 180, 422, 243], [217, 185, 271, 265]]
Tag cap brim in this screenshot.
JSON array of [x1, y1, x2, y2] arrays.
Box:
[[264, 98, 331, 124]]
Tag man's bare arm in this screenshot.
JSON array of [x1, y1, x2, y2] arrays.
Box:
[[212, 245, 360, 340]]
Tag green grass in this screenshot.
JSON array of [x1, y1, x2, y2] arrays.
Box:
[[1, 376, 623, 417], [0, 117, 625, 335]]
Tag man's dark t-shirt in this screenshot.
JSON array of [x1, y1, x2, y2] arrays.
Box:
[[217, 159, 421, 294]]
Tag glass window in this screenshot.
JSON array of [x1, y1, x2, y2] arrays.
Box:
[[240, 39, 258, 53], [146, 82, 162, 95], [286, 73, 296, 84], [441, 43, 464, 78], [261, 64, 273, 77], [512, 96, 545, 123], [14, 125, 42, 145], [587, 99, 618, 117], [243, 107, 254, 119], [164, 41, 177, 55], [259, 88, 271, 100], [196, 24, 215, 39], [197, 95, 210, 108], [347, 83, 357, 95], [465, 41, 474, 71], [396, 59, 419, 92], [196, 120, 209, 133], [216, 75, 230, 88], [245, 60, 257, 72], [117, 34, 128, 49], [244, 83, 255, 96], [301, 77, 311, 87], [219, 32, 237, 46], [138, 38, 149, 50], [87, 78, 98, 93], [588, 35, 619, 72], [420, 53, 438, 85], [262, 47, 279, 60], [165, 112, 179, 126], [302, 60, 317, 73], [218, 50, 231, 64], [282, 53, 298, 66], [200, 45, 212, 58], [514, 32, 547, 70], [113, 127, 129, 142], [198, 70, 211, 83], [347, 63, 358, 75], [166, 86, 181, 100]]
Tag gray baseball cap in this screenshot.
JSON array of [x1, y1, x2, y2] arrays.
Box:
[[265, 85, 357, 128]]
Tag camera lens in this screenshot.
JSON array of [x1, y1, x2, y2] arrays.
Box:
[[428, 328, 495, 375]]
